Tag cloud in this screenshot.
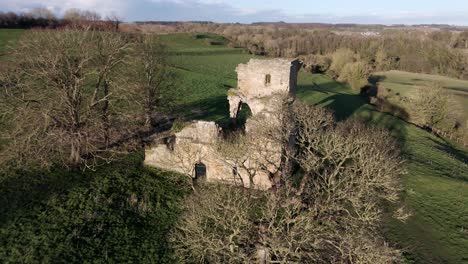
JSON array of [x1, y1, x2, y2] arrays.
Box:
[[0, 0, 128, 17], [125, 0, 291, 22], [1, 0, 468, 25], [296, 11, 468, 25]]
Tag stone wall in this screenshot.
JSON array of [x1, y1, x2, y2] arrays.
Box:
[[229, 58, 300, 118], [144, 58, 300, 189], [236, 58, 300, 98]]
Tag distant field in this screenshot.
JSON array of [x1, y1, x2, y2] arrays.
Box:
[[0, 30, 466, 263], [0, 29, 23, 55], [374, 70, 468, 121], [162, 33, 240, 55]]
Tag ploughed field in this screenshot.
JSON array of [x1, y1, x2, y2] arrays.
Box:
[[0, 29, 467, 263]]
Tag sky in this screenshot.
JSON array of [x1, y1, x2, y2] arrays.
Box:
[[2, 0, 468, 25]]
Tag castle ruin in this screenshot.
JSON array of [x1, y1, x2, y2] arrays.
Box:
[[144, 58, 300, 189]]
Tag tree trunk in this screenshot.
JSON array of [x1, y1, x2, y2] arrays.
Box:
[[144, 93, 155, 129], [297, 173, 310, 195], [70, 138, 81, 166], [102, 80, 110, 147]]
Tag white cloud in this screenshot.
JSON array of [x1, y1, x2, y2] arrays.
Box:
[[0, 0, 129, 17], [150, 0, 226, 4], [2, 0, 468, 25]]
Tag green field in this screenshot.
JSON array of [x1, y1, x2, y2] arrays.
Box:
[[297, 73, 468, 263], [1, 29, 467, 263], [374, 70, 468, 121], [159, 33, 256, 126], [0, 29, 23, 55]]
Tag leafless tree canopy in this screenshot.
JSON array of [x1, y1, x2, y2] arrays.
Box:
[[170, 102, 407, 263], [130, 35, 175, 128], [0, 28, 172, 169]]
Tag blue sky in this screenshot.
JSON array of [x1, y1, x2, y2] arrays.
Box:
[[2, 0, 468, 25]]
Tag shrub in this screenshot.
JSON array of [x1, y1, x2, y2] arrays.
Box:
[[329, 48, 356, 77], [409, 82, 465, 142], [338, 60, 372, 90], [171, 119, 188, 133], [302, 54, 332, 73]]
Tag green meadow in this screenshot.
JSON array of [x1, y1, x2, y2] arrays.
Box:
[[298, 72, 468, 264], [0, 29, 23, 55], [373, 70, 468, 121], [0, 29, 467, 263]]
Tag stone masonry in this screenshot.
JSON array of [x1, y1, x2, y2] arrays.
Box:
[[144, 58, 300, 189]]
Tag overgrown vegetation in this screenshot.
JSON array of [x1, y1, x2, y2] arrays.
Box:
[[0, 28, 174, 169], [171, 102, 406, 263], [0, 152, 190, 262]]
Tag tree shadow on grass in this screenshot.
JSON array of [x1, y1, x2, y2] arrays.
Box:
[[369, 74, 387, 85], [427, 136, 468, 173], [297, 80, 367, 120], [358, 107, 409, 146], [297, 80, 409, 144], [315, 93, 367, 121], [0, 153, 156, 227], [0, 167, 86, 227], [175, 95, 231, 127], [0, 152, 190, 261]]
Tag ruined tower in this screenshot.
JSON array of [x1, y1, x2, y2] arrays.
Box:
[[228, 59, 299, 118], [144, 58, 300, 189]]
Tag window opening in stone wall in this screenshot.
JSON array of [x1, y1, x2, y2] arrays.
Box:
[[194, 163, 207, 181], [265, 74, 271, 86]]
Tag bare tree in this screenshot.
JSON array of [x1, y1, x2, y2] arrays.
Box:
[[27, 7, 56, 21], [169, 183, 259, 263], [215, 96, 294, 188], [171, 140, 206, 191], [106, 13, 122, 32], [130, 35, 175, 129], [171, 102, 407, 263], [63, 8, 101, 22], [92, 31, 131, 147], [0, 28, 131, 169], [215, 132, 252, 187]]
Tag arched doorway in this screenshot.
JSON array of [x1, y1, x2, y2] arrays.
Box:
[[232, 102, 252, 131], [194, 163, 207, 181]]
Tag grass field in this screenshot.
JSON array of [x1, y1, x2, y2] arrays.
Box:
[[298, 73, 468, 263], [373, 70, 468, 122], [0, 29, 23, 55], [1, 29, 467, 263], [159, 33, 256, 126]]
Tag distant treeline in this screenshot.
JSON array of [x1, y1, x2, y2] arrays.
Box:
[[0, 8, 119, 30], [0, 11, 59, 29], [132, 22, 468, 80], [134, 21, 215, 25]]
